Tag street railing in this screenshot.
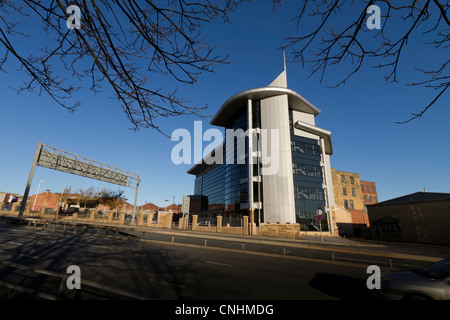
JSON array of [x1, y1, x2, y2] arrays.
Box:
[[10, 216, 441, 268]]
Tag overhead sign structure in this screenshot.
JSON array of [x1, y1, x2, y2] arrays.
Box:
[[19, 142, 141, 223], [36, 144, 137, 188]]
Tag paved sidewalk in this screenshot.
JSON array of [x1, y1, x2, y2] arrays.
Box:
[[298, 234, 450, 259]]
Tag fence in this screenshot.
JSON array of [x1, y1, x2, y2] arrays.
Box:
[[1, 203, 326, 239], [0, 203, 173, 229]]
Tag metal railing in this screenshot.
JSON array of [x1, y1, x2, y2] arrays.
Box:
[[2, 216, 443, 269]]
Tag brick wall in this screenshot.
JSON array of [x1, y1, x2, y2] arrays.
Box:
[[331, 169, 365, 211], [360, 180, 378, 205], [30, 192, 61, 210]]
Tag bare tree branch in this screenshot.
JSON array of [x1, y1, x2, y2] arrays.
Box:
[[0, 0, 242, 133], [280, 0, 449, 124]]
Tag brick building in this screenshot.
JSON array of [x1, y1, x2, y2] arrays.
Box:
[[331, 169, 377, 236], [360, 180, 378, 207], [368, 192, 450, 245], [30, 191, 61, 211], [141, 202, 159, 213]]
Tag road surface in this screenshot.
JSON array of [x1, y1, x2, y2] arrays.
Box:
[[0, 224, 378, 300]]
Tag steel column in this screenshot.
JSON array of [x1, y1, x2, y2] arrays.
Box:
[[19, 142, 43, 218]]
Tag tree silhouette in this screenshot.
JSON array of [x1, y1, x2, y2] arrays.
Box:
[[281, 0, 449, 123], [1, 1, 448, 126], [0, 0, 239, 133]]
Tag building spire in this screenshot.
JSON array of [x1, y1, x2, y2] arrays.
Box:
[[268, 52, 288, 88]]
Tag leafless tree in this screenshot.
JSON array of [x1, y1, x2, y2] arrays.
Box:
[[59, 185, 72, 210], [75, 186, 98, 209], [97, 188, 127, 217], [1, 1, 447, 126], [0, 0, 240, 133], [280, 0, 449, 123]]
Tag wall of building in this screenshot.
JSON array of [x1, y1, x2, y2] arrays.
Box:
[[331, 169, 365, 211], [360, 180, 378, 205], [331, 169, 373, 236], [260, 94, 296, 223], [368, 200, 450, 245], [30, 192, 61, 210]]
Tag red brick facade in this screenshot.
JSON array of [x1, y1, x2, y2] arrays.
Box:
[[360, 180, 378, 205], [30, 192, 62, 210]]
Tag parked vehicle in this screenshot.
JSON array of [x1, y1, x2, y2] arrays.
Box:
[[375, 258, 450, 300], [1, 204, 12, 211], [63, 205, 80, 214]]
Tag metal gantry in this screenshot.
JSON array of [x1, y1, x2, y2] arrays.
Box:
[[19, 142, 141, 224]]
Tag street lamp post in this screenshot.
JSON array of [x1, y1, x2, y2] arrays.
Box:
[[32, 179, 44, 211]]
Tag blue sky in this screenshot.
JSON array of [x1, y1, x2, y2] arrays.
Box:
[[0, 2, 449, 207]]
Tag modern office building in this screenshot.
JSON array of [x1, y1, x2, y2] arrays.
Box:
[[187, 67, 336, 233]]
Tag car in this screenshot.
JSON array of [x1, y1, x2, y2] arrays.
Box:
[[1, 204, 12, 211], [375, 258, 450, 300], [64, 205, 80, 214], [197, 221, 211, 227]]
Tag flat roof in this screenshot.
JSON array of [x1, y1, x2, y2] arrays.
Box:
[[372, 192, 450, 206]]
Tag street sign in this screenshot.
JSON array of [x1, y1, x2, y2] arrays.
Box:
[[316, 208, 324, 243]]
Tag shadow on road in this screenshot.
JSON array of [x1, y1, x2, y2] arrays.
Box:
[[0, 228, 197, 299], [309, 273, 376, 300]]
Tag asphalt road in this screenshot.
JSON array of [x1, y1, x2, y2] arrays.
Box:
[[0, 225, 378, 300]]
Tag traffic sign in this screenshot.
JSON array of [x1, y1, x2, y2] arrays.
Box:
[[316, 215, 323, 221]]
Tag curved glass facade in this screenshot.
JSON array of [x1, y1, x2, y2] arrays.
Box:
[[193, 105, 249, 225], [190, 93, 332, 232], [224, 108, 248, 212]]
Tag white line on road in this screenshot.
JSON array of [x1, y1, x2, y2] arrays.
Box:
[[205, 261, 233, 267], [0, 250, 40, 259], [6, 242, 23, 246], [91, 245, 114, 250]]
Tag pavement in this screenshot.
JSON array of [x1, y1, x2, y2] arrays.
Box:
[[296, 234, 450, 259]]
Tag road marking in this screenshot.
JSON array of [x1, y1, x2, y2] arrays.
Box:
[[0, 250, 40, 259], [92, 245, 113, 250], [205, 261, 233, 267], [6, 242, 23, 246]]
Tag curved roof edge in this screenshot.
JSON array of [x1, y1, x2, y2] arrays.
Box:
[[294, 120, 333, 155], [211, 87, 321, 127]]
